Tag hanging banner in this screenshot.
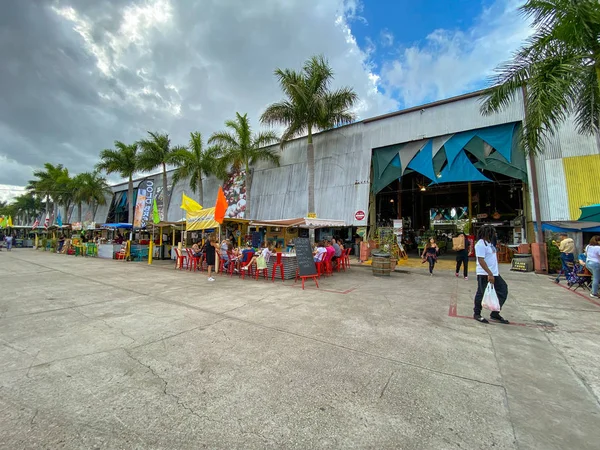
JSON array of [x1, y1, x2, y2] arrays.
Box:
[[186, 207, 218, 231], [133, 178, 155, 229], [223, 170, 246, 219]]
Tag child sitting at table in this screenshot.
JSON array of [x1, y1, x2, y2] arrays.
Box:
[[242, 242, 273, 271]]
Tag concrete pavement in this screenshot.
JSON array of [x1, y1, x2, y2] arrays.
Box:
[[0, 250, 599, 449]]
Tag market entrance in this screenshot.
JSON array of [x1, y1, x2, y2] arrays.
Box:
[[371, 122, 529, 254]]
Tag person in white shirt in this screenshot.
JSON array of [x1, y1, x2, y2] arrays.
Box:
[[585, 236, 600, 298], [473, 225, 510, 324], [313, 241, 327, 263]]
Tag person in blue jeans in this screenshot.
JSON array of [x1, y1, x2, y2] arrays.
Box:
[[585, 236, 600, 299], [554, 233, 575, 283]]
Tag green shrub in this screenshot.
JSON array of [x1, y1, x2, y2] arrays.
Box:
[[546, 240, 561, 274]]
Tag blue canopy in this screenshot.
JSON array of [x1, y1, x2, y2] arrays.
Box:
[[100, 223, 133, 229]]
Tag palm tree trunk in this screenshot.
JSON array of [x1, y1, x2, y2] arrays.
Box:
[[198, 170, 204, 206], [162, 163, 169, 221], [307, 127, 315, 215], [78, 203, 83, 222], [128, 176, 134, 224], [245, 163, 252, 220]]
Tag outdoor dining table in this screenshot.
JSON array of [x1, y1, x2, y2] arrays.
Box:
[[266, 253, 298, 280]]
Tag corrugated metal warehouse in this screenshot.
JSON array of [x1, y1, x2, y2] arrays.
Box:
[[89, 88, 599, 245]]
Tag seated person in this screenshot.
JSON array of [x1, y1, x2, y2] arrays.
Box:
[[237, 244, 254, 271], [313, 241, 327, 263], [191, 241, 203, 258], [331, 238, 342, 264], [243, 243, 273, 271], [324, 240, 335, 262], [220, 240, 230, 268]]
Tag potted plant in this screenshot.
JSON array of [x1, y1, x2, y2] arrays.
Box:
[[376, 228, 400, 271]]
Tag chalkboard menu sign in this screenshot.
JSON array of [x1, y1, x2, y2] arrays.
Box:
[[294, 238, 317, 277]]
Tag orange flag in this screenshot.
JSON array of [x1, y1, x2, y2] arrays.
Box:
[[214, 186, 228, 224]]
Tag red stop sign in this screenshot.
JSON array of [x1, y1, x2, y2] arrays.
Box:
[[355, 210, 365, 221]]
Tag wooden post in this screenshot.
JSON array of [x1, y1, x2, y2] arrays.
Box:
[[468, 182, 473, 234]]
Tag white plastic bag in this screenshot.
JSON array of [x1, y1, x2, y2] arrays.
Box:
[[482, 283, 501, 311]]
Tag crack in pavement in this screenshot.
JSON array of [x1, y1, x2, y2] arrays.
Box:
[[122, 348, 221, 425]]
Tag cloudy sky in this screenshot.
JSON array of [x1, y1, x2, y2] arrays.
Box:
[[0, 0, 531, 202]]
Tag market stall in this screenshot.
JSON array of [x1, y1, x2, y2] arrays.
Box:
[[248, 217, 347, 278], [97, 223, 131, 259]]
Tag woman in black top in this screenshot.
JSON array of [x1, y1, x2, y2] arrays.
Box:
[[421, 238, 439, 276], [204, 236, 217, 281]]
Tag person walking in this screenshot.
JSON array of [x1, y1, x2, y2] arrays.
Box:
[[421, 237, 439, 276], [5, 234, 13, 251], [554, 233, 575, 283], [585, 236, 600, 299], [454, 232, 469, 280], [204, 236, 217, 282], [473, 225, 510, 324]]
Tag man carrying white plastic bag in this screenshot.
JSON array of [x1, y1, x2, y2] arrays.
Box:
[[473, 225, 510, 324]]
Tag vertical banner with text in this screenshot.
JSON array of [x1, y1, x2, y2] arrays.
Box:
[[133, 178, 155, 229]]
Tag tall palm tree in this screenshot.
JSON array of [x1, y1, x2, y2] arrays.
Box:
[[481, 0, 600, 154], [261, 55, 358, 215], [209, 113, 280, 219], [27, 163, 65, 217], [137, 131, 179, 221], [171, 132, 225, 206], [96, 141, 138, 224], [73, 171, 113, 222]]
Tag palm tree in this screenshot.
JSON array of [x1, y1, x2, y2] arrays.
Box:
[[27, 163, 59, 217], [11, 193, 42, 225], [481, 0, 600, 154], [209, 113, 280, 219], [73, 172, 113, 222], [171, 132, 225, 206], [137, 132, 179, 221], [96, 141, 138, 224], [261, 55, 358, 215], [27, 163, 70, 220]]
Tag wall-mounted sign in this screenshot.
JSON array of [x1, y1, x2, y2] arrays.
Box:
[[307, 212, 317, 219], [355, 210, 366, 221]]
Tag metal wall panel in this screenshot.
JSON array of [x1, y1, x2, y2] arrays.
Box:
[[538, 159, 570, 221], [563, 154, 600, 219], [365, 93, 525, 150]]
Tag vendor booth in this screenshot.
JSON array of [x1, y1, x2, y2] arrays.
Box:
[[247, 217, 347, 280]]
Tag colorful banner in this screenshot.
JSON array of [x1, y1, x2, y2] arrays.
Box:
[[223, 170, 246, 219], [186, 207, 218, 231], [133, 178, 155, 229]]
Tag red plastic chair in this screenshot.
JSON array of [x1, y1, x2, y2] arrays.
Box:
[[240, 251, 255, 280], [174, 248, 188, 270], [271, 252, 284, 282], [186, 248, 200, 271], [219, 251, 235, 275], [344, 248, 351, 269], [322, 252, 334, 276], [315, 253, 327, 278]]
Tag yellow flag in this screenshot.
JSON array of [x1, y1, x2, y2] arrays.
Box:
[[7, 216, 13, 227], [180, 193, 203, 213]]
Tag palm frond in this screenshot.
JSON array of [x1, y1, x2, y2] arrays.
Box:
[[573, 64, 600, 135]]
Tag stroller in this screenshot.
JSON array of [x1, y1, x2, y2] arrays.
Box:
[[565, 262, 592, 292]]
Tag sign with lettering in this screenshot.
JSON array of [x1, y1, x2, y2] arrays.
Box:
[[307, 212, 317, 219], [133, 178, 155, 229], [294, 237, 317, 277]]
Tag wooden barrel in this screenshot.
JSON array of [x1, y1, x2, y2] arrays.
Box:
[[511, 253, 533, 272], [372, 252, 391, 276]]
